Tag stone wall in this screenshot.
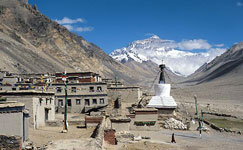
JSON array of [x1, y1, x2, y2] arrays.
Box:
[[0, 112, 23, 139], [130, 110, 159, 131], [92, 117, 105, 150], [111, 118, 131, 132], [0, 135, 22, 150], [107, 87, 142, 104], [111, 122, 130, 132]]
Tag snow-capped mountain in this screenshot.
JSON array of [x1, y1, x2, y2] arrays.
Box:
[[110, 35, 226, 76]]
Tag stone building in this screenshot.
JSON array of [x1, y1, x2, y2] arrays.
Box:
[[51, 82, 108, 113], [0, 90, 55, 129], [55, 72, 102, 83], [0, 100, 29, 148], [130, 108, 159, 130], [0, 71, 108, 114]]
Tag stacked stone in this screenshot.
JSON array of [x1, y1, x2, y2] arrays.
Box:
[[0, 135, 22, 150], [116, 131, 134, 143], [163, 118, 187, 130]]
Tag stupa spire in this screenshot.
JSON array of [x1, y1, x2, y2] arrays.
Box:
[[159, 60, 166, 84]]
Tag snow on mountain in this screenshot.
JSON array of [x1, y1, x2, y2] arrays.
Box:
[[110, 35, 226, 76]]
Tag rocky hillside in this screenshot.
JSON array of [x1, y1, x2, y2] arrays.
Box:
[[177, 42, 243, 101], [187, 42, 243, 84], [0, 0, 159, 86]]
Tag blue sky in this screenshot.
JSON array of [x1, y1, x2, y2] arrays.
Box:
[[29, 0, 243, 54]]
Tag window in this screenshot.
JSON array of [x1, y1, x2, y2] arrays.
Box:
[[58, 99, 63, 106], [71, 87, 76, 93], [56, 87, 62, 93], [67, 99, 72, 106], [76, 99, 81, 105], [50, 98, 52, 104], [85, 99, 90, 106], [12, 88, 16, 91], [89, 87, 94, 92], [92, 99, 97, 104], [100, 98, 105, 104], [97, 86, 102, 92]]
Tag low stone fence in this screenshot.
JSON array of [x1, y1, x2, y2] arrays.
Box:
[[203, 112, 238, 119], [0, 135, 22, 150], [202, 112, 242, 134], [204, 120, 242, 134], [46, 120, 85, 127], [90, 116, 105, 150]]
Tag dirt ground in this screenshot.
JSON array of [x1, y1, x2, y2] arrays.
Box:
[[29, 125, 95, 147], [103, 90, 243, 150], [104, 128, 243, 150], [29, 86, 243, 150]]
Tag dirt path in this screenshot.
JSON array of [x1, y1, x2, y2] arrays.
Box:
[[130, 129, 243, 150]]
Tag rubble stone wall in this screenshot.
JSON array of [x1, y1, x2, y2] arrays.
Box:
[[0, 135, 22, 150], [91, 116, 105, 150]]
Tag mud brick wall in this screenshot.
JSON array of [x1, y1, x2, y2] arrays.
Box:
[[85, 116, 103, 124], [0, 135, 22, 150], [85, 116, 103, 127], [104, 129, 116, 145]]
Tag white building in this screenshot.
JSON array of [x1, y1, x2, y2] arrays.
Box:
[[0, 100, 29, 148], [0, 90, 55, 129]]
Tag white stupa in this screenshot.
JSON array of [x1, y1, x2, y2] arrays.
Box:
[[147, 63, 177, 109]]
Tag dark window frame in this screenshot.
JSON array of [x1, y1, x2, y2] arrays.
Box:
[[92, 99, 97, 104], [76, 99, 81, 105], [89, 87, 94, 92], [100, 98, 105, 104], [85, 99, 90, 106], [56, 87, 62, 93], [58, 99, 63, 106], [97, 86, 102, 92], [67, 99, 72, 106], [71, 87, 76, 93]]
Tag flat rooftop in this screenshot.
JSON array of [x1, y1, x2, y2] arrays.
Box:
[[133, 108, 158, 112], [108, 86, 140, 89], [0, 101, 25, 109], [0, 90, 55, 96]]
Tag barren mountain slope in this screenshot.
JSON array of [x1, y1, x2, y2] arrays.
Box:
[[187, 42, 243, 84], [0, 0, 155, 85], [176, 42, 243, 101]]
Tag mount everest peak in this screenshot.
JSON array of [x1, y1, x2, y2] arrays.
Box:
[[110, 35, 226, 76]]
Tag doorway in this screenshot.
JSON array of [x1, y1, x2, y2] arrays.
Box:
[[45, 109, 49, 121]]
